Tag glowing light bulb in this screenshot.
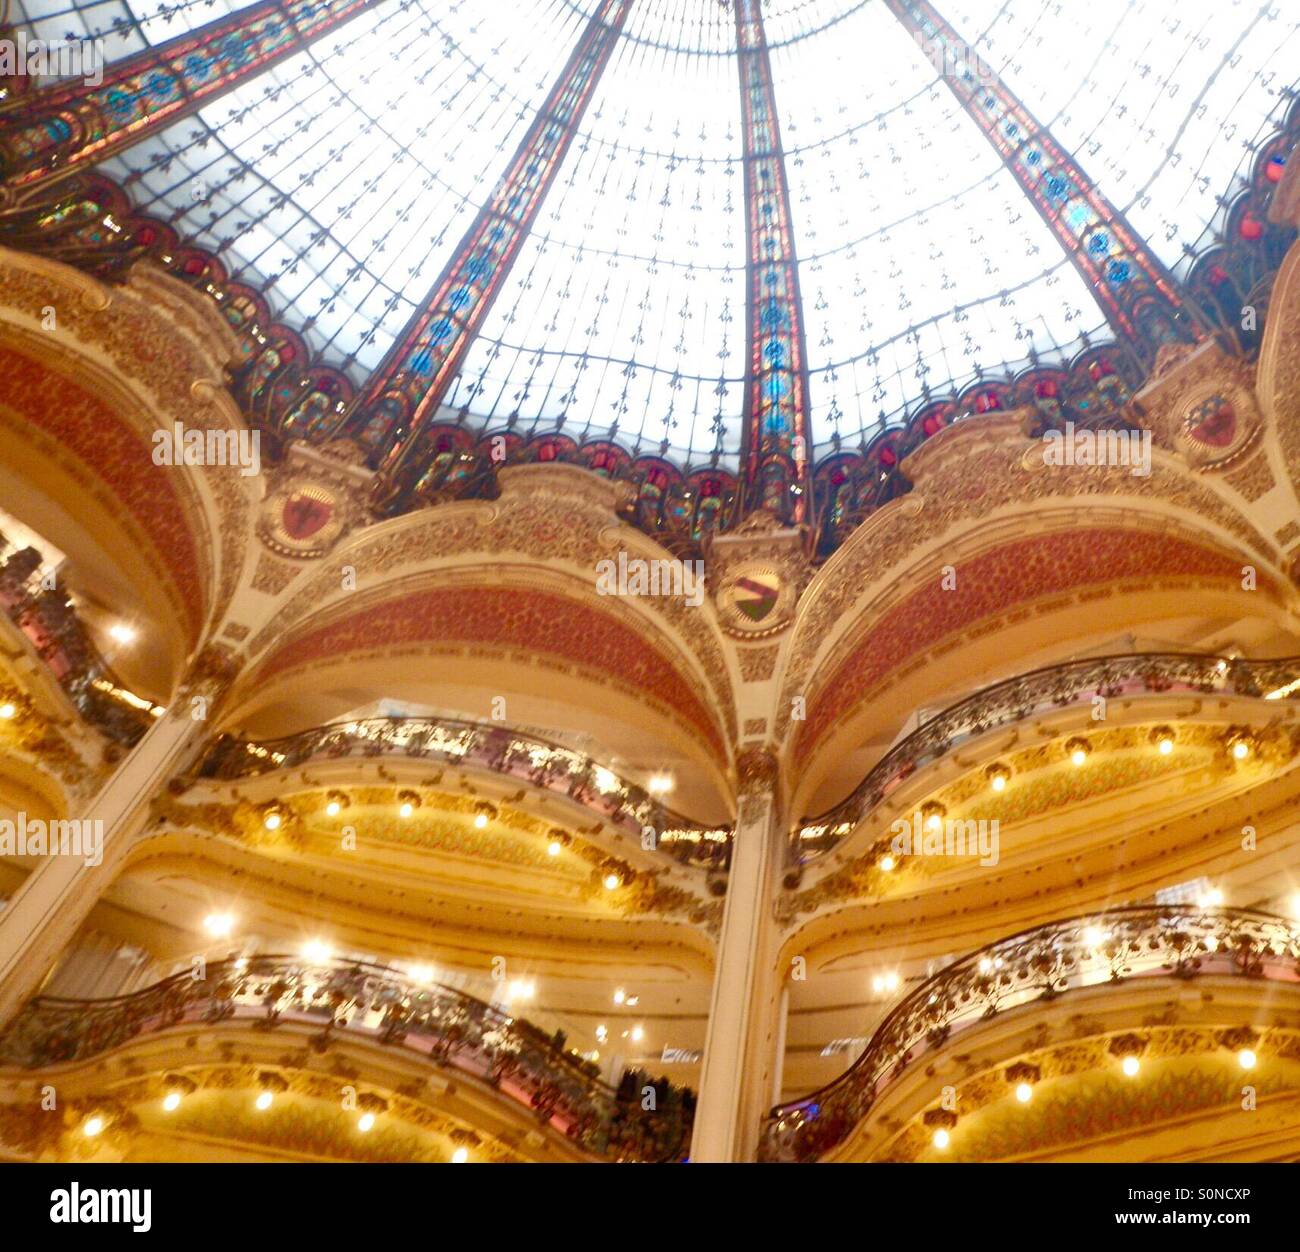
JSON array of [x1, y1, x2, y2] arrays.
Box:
[[647, 774, 674, 796], [0, 703, 14, 719], [604, 873, 621, 891], [1158, 737, 1174, 756], [613, 988, 626, 1005], [163, 1092, 182, 1112], [1015, 1082, 1033, 1104], [1232, 740, 1250, 760], [82, 1116, 104, 1137], [595, 1025, 608, 1042], [879, 854, 896, 872], [301, 940, 332, 964], [108, 623, 136, 645], [399, 802, 414, 819], [256, 1091, 273, 1111], [263, 812, 282, 831], [990, 774, 1006, 792], [1238, 1049, 1257, 1070], [474, 813, 488, 829], [932, 1128, 949, 1150], [547, 840, 562, 857], [631, 1025, 644, 1043], [326, 801, 341, 817], [1121, 1056, 1140, 1078], [203, 912, 234, 938], [357, 1113, 375, 1132], [451, 1147, 469, 1163]]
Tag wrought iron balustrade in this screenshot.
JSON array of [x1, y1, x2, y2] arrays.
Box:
[[0, 955, 693, 1163], [794, 652, 1300, 864], [760, 905, 1300, 1163], [195, 717, 733, 872], [0, 540, 159, 746]]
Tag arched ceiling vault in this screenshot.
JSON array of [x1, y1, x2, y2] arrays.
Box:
[[0, 250, 262, 697], [775, 412, 1300, 815]]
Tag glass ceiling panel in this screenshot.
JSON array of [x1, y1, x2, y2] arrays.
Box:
[[93, 0, 601, 373], [944, 0, 1300, 270], [10, 0, 1298, 465], [769, 1, 1105, 452], [450, 0, 746, 464], [11, 0, 264, 68]]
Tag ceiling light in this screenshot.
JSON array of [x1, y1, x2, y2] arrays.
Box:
[[1082, 926, 1108, 949], [82, 1116, 105, 1137], [986, 763, 1011, 793], [0, 703, 14, 719], [326, 801, 341, 817], [1121, 1056, 1140, 1078], [451, 1147, 469, 1164], [921, 802, 945, 834], [1198, 888, 1224, 909], [879, 854, 896, 872], [263, 811, 282, 831], [647, 773, 674, 796], [108, 623, 136, 645], [625, 995, 639, 1007], [203, 912, 235, 938], [932, 1128, 949, 1150], [163, 1092, 182, 1112], [255, 1091, 273, 1111], [1150, 726, 1176, 755], [1015, 1082, 1033, 1104], [474, 813, 488, 828], [400, 803, 414, 818], [595, 1025, 608, 1042], [547, 840, 562, 857], [301, 940, 332, 964], [1238, 1049, 1257, 1070], [604, 872, 621, 891], [357, 1112, 376, 1132], [407, 964, 435, 985], [613, 988, 626, 1005], [1065, 737, 1091, 766], [631, 1025, 644, 1042], [1232, 739, 1250, 760]]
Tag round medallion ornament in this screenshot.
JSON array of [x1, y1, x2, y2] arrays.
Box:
[[716, 562, 796, 637], [259, 480, 346, 558], [1176, 385, 1260, 470]]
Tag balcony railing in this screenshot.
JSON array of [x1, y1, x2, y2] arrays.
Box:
[[759, 905, 1300, 1162], [0, 540, 160, 746], [0, 955, 694, 1163], [793, 652, 1300, 864], [195, 717, 734, 872]]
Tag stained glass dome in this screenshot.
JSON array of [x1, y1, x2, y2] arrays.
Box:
[[12, 0, 1299, 467]]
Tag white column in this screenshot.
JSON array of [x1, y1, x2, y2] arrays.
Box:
[[0, 707, 203, 1022], [690, 751, 784, 1162]]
